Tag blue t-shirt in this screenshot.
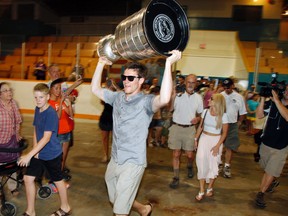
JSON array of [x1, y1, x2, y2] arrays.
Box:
[[247, 99, 259, 118], [33, 106, 62, 160]]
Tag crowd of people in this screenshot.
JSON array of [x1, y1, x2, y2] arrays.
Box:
[[1, 50, 288, 215]]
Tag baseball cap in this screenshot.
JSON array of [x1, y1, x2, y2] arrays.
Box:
[[50, 78, 67, 88], [222, 78, 234, 87]]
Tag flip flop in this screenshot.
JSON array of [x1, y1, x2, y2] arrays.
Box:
[[22, 213, 30, 216]]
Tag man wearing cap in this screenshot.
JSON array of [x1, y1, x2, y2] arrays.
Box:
[[220, 78, 247, 178]]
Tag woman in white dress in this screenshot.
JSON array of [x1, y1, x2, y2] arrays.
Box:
[[194, 93, 228, 201]]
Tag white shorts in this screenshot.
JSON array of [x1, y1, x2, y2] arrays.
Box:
[[105, 158, 145, 214]]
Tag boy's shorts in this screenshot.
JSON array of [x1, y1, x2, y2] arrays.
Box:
[[58, 132, 71, 144], [105, 158, 145, 215], [25, 154, 63, 182]]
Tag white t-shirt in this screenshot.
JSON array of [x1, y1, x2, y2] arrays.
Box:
[[172, 92, 203, 125], [221, 91, 247, 123], [202, 109, 228, 134]]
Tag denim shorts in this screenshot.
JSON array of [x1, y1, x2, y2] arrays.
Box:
[[58, 132, 71, 144]]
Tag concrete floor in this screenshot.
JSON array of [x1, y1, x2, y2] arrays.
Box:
[[4, 114, 288, 216]]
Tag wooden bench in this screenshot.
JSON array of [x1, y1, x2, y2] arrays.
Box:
[[0, 64, 12, 78], [83, 42, 98, 50], [72, 36, 89, 42]]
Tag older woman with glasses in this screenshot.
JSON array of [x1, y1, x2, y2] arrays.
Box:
[[0, 82, 22, 196], [194, 93, 228, 201]]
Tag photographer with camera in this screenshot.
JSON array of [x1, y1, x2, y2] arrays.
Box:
[[254, 83, 288, 208]]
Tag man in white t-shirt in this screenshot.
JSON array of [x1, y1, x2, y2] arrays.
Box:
[[168, 74, 203, 189], [220, 78, 247, 178]]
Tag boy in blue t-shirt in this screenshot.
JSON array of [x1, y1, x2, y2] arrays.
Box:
[[18, 83, 71, 216]]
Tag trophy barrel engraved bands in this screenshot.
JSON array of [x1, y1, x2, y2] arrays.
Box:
[[97, 0, 189, 62]]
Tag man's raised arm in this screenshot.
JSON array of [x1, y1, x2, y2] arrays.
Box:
[[152, 50, 182, 112], [91, 57, 112, 101]]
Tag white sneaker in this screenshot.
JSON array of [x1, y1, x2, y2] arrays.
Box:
[[223, 166, 231, 178]]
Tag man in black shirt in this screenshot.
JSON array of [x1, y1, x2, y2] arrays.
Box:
[[254, 85, 288, 208]]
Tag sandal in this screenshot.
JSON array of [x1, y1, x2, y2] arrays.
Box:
[[206, 188, 214, 197], [195, 192, 205, 201], [22, 213, 30, 216], [146, 202, 153, 216], [51, 208, 71, 216]]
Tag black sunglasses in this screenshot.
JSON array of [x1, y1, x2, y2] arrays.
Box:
[[121, 75, 141, 82]]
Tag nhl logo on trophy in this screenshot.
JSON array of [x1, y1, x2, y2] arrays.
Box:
[[153, 14, 175, 43], [97, 0, 189, 62]]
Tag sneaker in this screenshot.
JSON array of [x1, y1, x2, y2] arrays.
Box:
[[63, 173, 72, 181], [223, 166, 231, 178], [255, 192, 266, 208], [187, 167, 194, 178], [169, 177, 179, 189], [48, 182, 70, 194], [63, 167, 70, 174], [154, 142, 160, 147], [48, 183, 58, 193], [266, 180, 279, 193]]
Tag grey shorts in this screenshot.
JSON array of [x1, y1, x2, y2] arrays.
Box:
[[259, 144, 288, 177], [105, 158, 145, 215], [168, 124, 196, 151], [224, 123, 240, 151]]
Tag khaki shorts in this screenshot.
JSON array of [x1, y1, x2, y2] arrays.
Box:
[[105, 158, 145, 215], [168, 124, 196, 151], [224, 123, 240, 151], [259, 144, 288, 177]]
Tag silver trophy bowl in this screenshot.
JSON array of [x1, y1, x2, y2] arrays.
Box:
[[97, 0, 189, 62]]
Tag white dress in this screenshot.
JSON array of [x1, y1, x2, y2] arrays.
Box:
[[196, 110, 228, 183]]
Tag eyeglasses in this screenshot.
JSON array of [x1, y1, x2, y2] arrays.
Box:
[[121, 75, 141, 82], [0, 89, 13, 93]]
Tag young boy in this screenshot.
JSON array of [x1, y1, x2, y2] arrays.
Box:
[[18, 83, 71, 216]]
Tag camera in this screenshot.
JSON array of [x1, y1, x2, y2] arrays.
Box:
[[258, 73, 286, 98]]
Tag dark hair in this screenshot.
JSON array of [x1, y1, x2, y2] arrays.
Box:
[[0, 82, 9, 91], [124, 62, 147, 79], [50, 78, 67, 88]]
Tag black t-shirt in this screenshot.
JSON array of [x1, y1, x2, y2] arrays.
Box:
[[262, 101, 288, 150]]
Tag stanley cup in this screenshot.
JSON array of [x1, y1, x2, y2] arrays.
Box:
[[97, 0, 189, 62]]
